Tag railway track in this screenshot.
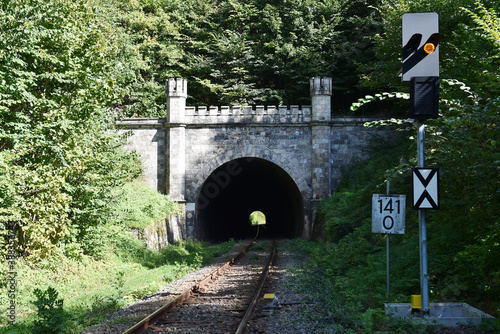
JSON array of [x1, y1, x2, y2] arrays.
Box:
[[123, 239, 276, 334]]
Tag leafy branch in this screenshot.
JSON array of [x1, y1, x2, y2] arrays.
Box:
[[350, 92, 409, 112], [462, 1, 500, 48]]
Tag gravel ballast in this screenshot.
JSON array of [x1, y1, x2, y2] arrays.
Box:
[[83, 240, 320, 334]]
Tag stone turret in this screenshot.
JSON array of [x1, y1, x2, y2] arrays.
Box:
[[166, 78, 187, 123], [310, 76, 332, 202], [310, 76, 332, 122], [165, 78, 187, 201]]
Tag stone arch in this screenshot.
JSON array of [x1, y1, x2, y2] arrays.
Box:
[[186, 145, 312, 204], [187, 145, 312, 240]]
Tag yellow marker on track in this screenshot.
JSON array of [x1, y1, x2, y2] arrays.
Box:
[[263, 294, 275, 300]]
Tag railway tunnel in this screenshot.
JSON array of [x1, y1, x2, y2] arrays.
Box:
[[195, 158, 303, 242]]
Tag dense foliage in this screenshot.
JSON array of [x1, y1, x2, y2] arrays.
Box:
[[0, 0, 147, 259], [117, 0, 384, 115], [318, 0, 499, 320], [113, 181, 183, 230]]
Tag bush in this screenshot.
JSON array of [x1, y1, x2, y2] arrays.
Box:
[[0, 0, 143, 260], [112, 181, 182, 229], [31, 287, 66, 334]]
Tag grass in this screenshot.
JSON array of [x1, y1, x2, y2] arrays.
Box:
[[285, 239, 500, 333], [0, 229, 237, 334]]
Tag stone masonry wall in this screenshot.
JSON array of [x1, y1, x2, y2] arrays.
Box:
[[184, 122, 313, 201], [182, 105, 315, 239], [330, 117, 404, 189], [117, 113, 403, 242], [116, 119, 167, 193]]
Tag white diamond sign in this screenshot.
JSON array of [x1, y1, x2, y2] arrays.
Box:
[[412, 167, 439, 210]]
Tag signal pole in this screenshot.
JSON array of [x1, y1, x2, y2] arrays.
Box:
[[402, 13, 441, 316], [417, 120, 429, 315]]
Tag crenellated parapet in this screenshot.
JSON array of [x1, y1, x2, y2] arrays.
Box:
[[185, 105, 312, 124], [165, 76, 331, 125]]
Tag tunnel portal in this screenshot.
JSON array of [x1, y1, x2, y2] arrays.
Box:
[[195, 158, 303, 242]]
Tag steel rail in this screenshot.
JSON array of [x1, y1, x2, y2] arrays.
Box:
[[235, 239, 276, 334], [122, 240, 256, 334]]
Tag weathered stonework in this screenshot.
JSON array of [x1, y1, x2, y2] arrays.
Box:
[[329, 117, 400, 188], [117, 121, 167, 192], [117, 77, 403, 244], [131, 214, 185, 250]]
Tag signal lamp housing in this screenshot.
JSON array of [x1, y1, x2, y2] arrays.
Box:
[[409, 76, 440, 120]]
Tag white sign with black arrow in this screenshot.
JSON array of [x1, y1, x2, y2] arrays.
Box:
[[412, 167, 440, 210]]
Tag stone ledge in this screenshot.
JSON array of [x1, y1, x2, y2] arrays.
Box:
[[116, 118, 167, 129], [385, 302, 495, 327]]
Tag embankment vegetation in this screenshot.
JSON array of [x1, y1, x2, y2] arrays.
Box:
[[299, 1, 499, 330], [0, 231, 236, 333]]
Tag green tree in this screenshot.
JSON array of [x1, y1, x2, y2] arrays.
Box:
[[115, 0, 185, 117], [116, 0, 385, 114], [0, 0, 142, 259], [335, 0, 500, 314]]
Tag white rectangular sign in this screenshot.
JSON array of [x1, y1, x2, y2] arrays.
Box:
[[412, 167, 439, 209], [402, 12, 439, 81], [372, 194, 406, 234]]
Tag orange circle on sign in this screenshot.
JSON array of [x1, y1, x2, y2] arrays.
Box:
[[424, 43, 436, 54]]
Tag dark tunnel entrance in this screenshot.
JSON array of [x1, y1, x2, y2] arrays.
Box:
[[195, 157, 303, 242]]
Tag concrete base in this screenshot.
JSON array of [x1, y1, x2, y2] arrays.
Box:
[[385, 302, 495, 327]]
